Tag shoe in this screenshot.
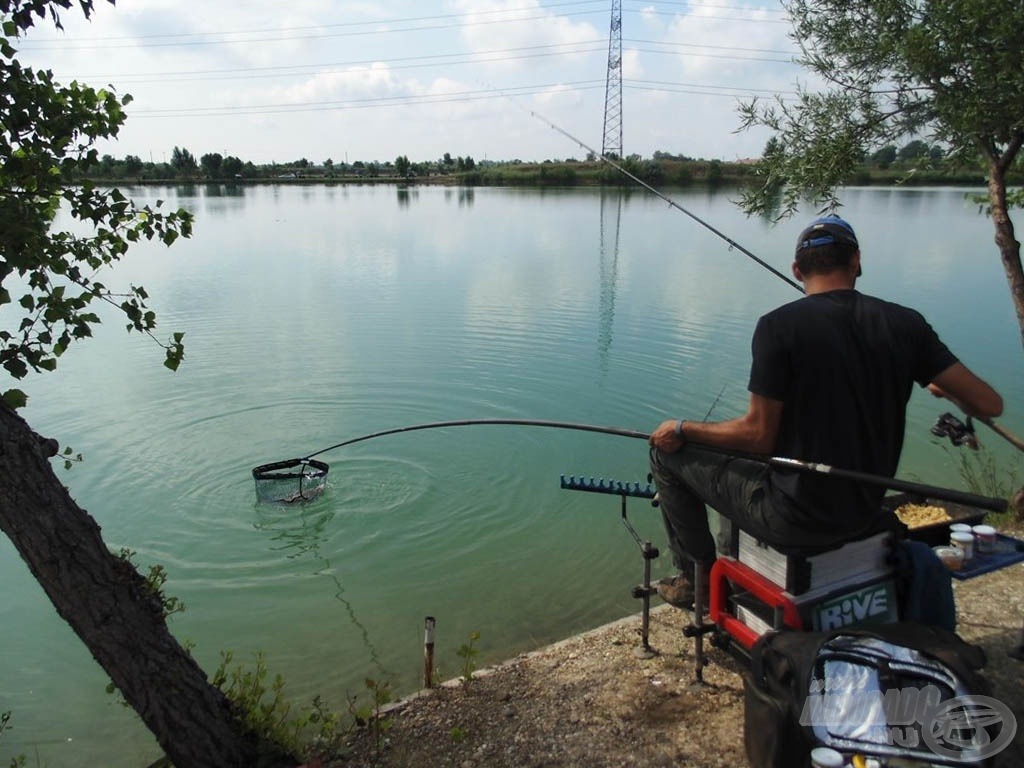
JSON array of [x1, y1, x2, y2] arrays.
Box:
[[657, 573, 710, 610], [657, 574, 695, 608]]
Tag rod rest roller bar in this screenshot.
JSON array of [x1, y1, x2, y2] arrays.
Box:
[[560, 474, 656, 499]]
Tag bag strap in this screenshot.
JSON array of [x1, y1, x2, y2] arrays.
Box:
[[821, 623, 989, 695]]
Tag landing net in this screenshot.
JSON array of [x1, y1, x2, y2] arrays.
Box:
[[252, 458, 329, 503]]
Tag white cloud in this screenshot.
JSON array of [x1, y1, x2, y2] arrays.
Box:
[[11, 0, 810, 164], [449, 0, 600, 68], [277, 64, 400, 105]]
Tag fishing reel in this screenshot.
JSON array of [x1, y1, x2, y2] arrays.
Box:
[[931, 412, 978, 450]]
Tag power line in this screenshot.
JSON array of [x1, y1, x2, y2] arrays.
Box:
[[62, 39, 797, 85], [74, 41, 612, 84], [625, 37, 795, 56], [19, 1, 607, 45], [624, 0, 786, 15], [18, 7, 609, 50], [626, 7, 788, 24], [633, 47, 792, 64], [627, 82, 795, 101], [124, 77, 794, 120], [128, 81, 609, 118], [626, 78, 794, 97], [19, 1, 790, 51]]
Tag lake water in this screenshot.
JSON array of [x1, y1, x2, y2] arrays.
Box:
[[2, 184, 1022, 766]]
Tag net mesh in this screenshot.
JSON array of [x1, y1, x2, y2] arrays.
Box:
[[252, 458, 329, 503]]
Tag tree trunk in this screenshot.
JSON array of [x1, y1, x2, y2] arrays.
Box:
[[0, 401, 297, 768], [986, 162, 1024, 353]]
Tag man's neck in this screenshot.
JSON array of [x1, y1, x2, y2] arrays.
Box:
[[803, 274, 856, 295]]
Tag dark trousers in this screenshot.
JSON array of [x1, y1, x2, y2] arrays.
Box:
[[649, 444, 835, 573]]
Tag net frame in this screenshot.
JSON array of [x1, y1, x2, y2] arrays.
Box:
[[252, 458, 329, 503]]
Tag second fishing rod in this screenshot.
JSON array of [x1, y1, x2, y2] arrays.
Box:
[[516, 100, 1023, 457]]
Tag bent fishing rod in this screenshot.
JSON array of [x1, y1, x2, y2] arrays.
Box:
[[513, 99, 1024, 457], [265, 418, 1006, 512]]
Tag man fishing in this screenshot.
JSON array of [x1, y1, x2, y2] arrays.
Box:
[[649, 215, 1004, 609]]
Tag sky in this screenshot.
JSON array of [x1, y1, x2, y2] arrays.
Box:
[[13, 0, 812, 166]]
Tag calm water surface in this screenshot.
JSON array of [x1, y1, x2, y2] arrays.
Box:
[[2, 184, 1022, 765]]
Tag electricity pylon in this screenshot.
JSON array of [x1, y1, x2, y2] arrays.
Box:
[[601, 0, 623, 159]]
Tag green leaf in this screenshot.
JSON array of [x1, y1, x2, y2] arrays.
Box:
[[4, 357, 29, 379], [2, 389, 28, 409]]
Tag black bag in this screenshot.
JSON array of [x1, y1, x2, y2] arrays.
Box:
[[743, 623, 1002, 768]]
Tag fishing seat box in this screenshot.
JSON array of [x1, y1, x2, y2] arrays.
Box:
[[710, 529, 898, 650]]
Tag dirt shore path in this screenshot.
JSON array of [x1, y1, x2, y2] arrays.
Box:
[[337, 554, 1024, 768]]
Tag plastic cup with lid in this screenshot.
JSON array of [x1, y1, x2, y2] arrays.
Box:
[[972, 524, 997, 554], [951, 530, 974, 561]]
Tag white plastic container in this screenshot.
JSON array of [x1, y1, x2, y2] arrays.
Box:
[[972, 524, 997, 554], [951, 531, 974, 561]]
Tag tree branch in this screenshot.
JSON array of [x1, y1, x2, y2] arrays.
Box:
[[996, 131, 1024, 174]]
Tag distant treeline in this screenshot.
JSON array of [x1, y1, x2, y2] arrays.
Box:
[[79, 142, 1013, 188]]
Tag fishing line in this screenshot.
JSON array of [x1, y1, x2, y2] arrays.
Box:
[[254, 506, 391, 677], [701, 382, 728, 422]]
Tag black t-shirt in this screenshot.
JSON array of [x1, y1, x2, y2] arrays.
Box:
[[748, 289, 957, 536]]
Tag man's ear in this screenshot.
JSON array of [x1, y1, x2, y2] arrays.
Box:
[[792, 260, 804, 283], [852, 250, 862, 278]]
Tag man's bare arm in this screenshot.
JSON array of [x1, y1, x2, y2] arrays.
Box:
[[649, 393, 784, 454], [928, 362, 1003, 419]]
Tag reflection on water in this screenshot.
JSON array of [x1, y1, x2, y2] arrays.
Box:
[[397, 187, 416, 207], [598, 189, 622, 375], [253, 502, 390, 678], [202, 183, 246, 198], [441, 187, 476, 206]]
